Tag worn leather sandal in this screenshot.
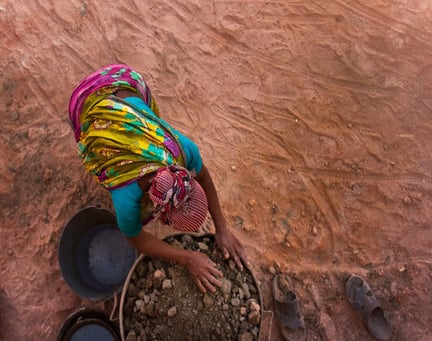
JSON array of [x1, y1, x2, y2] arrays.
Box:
[[272, 274, 306, 340], [346, 274, 392, 340]]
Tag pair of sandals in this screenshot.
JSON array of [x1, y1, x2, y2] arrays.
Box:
[[272, 274, 392, 340]]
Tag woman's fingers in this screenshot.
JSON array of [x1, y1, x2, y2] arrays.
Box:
[[223, 240, 249, 270], [236, 247, 250, 268], [208, 265, 223, 279], [233, 254, 243, 271], [202, 278, 217, 293], [196, 278, 207, 293], [221, 246, 230, 259], [197, 275, 221, 293]]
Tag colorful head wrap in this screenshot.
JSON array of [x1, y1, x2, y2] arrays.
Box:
[[149, 166, 208, 232], [68, 64, 186, 189], [69, 64, 158, 142]]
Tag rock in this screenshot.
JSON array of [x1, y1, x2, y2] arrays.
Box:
[[167, 306, 177, 317], [235, 272, 243, 286], [126, 331, 137, 341], [220, 278, 232, 295], [197, 242, 209, 251], [248, 311, 261, 325], [238, 332, 254, 341], [149, 290, 159, 303], [238, 288, 244, 300], [145, 302, 156, 317], [153, 269, 167, 289], [135, 299, 144, 310], [239, 306, 247, 316], [242, 283, 251, 299], [228, 260, 236, 270], [167, 267, 176, 279], [181, 234, 194, 245], [231, 298, 241, 306], [153, 259, 164, 270], [239, 320, 250, 330], [162, 279, 172, 290], [170, 239, 183, 249], [203, 294, 215, 308], [249, 300, 260, 312]]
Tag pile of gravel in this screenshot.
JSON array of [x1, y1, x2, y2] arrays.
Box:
[[122, 234, 261, 341]]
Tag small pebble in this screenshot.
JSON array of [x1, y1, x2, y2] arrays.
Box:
[[162, 279, 172, 290], [167, 306, 177, 317], [238, 332, 254, 341], [197, 242, 208, 251], [248, 311, 261, 325], [231, 298, 240, 306], [249, 301, 260, 312], [135, 300, 144, 310], [203, 294, 214, 308], [220, 278, 232, 295]]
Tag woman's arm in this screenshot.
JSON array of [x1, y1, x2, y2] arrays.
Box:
[[127, 230, 223, 293], [195, 164, 249, 269]]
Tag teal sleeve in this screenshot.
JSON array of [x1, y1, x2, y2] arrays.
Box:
[[175, 131, 203, 174], [124, 97, 203, 174], [110, 181, 143, 237]]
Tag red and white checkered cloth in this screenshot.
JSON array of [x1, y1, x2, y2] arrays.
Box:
[[149, 166, 208, 232]]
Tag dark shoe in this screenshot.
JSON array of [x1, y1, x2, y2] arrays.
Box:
[[346, 274, 392, 340], [272, 274, 306, 340]]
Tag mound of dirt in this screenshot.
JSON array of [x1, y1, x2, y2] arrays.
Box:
[[122, 234, 261, 341]]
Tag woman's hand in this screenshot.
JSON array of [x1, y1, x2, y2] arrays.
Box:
[[184, 250, 223, 293], [128, 231, 223, 293], [215, 227, 249, 271], [195, 165, 250, 271]]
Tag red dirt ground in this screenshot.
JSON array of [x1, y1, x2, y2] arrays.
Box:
[[1, 1, 431, 340]]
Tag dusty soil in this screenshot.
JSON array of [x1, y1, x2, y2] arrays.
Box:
[[1, 1, 432, 340], [122, 234, 261, 341]]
